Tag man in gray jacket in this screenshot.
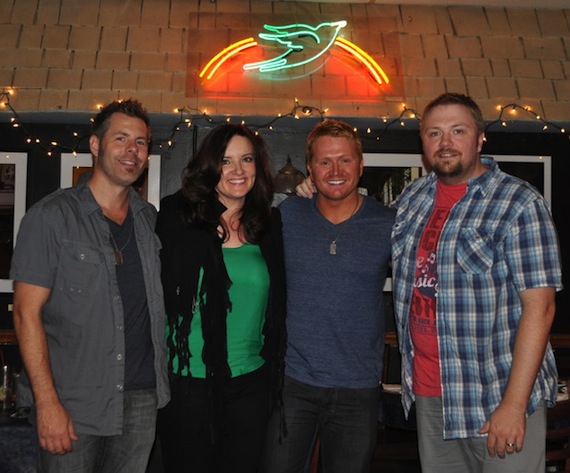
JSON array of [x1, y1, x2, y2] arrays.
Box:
[[11, 99, 169, 473]]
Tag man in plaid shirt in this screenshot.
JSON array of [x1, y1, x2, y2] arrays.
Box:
[[391, 93, 563, 473]]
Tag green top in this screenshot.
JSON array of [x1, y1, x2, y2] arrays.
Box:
[[168, 243, 270, 378]]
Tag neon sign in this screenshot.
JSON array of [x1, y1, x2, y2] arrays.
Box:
[[199, 20, 390, 87]]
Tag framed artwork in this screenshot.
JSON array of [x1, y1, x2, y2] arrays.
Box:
[[362, 153, 428, 206], [492, 154, 551, 205], [0, 152, 27, 293], [60, 153, 162, 210]]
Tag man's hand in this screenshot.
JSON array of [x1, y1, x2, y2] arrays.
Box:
[[36, 401, 78, 454], [479, 287, 555, 458], [295, 176, 316, 198], [479, 401, 526, 458], [13, 281, 78, 454]]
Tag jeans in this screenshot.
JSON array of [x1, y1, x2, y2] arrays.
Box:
[[261, 376, 380, 473], [157, 365, 271, 473], [416, 396, 546, 473], [38, 389, 158, 473]]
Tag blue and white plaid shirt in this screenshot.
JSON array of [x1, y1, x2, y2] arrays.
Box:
[[391, 156, 563, 439]]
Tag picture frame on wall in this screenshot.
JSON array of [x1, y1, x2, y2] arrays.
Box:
[[0, 152, 28, 293], [60, 153, 162, 210], [362, 153, 551, 205]]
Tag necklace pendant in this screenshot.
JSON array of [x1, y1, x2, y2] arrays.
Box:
[[329, 241, 337, 255], [114, 249, 123, 266]]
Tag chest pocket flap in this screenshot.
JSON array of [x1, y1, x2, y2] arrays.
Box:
[[59, 241, 104, 298]]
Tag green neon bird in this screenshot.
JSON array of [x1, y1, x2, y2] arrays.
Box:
[[243, 20, 348, 73]]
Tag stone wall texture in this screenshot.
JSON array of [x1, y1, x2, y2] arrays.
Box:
[[0, 0, 569, 122]]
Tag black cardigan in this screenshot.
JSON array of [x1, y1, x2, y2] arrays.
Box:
[[156, 192, 287, 406]]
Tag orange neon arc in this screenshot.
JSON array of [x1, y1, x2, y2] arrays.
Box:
[[334, 37, 390, 85], [199, 37, 258, 80], [199, 35, 390, 86]]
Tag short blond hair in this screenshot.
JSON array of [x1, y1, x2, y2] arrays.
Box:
[[306, 119, 362, 165]]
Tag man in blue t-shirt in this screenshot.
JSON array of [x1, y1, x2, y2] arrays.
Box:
[[262, 119, 395, 473]]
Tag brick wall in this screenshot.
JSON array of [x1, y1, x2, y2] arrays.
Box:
[[0, 0, 569, 122]]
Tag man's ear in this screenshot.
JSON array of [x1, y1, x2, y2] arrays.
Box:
[[477, 132, 485, 153], [89, 135, 100, 162]]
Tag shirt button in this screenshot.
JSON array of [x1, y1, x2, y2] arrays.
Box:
[[117, 325, 123, 331], [117, 384, 123, 391], [80, 253, 85, 260], [117, 354, 123, 361]]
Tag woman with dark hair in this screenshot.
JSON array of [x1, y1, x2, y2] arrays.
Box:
[[156, 124, 287, 473]]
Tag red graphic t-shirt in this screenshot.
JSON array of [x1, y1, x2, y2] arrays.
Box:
[[410, 180, 466, 396]]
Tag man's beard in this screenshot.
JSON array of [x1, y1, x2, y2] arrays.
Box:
[[432, 150, 463, 179]]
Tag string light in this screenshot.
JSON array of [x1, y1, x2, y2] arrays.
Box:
[[486, 103, 567, 136], [0, 88, 86, 155], [159, 99, 327, 150], [1, 90, 569, 156], [369, 105, 420, 141], [370, 103, 570, 142]]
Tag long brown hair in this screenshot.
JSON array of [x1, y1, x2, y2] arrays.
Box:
[[180, 124, 274, 243]]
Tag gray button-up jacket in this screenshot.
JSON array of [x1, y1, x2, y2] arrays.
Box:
[[10, 179, 169, 436]]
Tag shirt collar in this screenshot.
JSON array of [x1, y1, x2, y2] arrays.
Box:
[[75, 174, 149, 217]]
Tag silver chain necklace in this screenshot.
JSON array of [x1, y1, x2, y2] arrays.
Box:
[[109, 215, 133, 266], [329, 196, 362, 255]]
